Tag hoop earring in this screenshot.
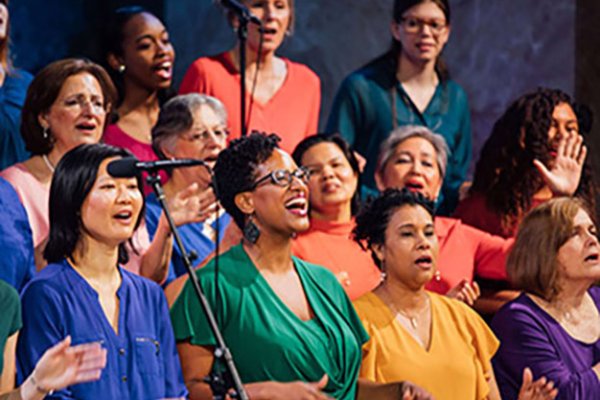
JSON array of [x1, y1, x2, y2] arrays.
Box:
[[118, 64, 126, 74], [243, 215, 260, 244]]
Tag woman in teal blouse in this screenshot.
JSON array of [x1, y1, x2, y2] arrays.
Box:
[[326, 0, 470, 215], [169, 133, 431, 399]]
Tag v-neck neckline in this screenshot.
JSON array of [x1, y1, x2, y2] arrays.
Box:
[[240, 246, 318, 325], [374, 291, 435, 353], [64, 259, 125, 338]]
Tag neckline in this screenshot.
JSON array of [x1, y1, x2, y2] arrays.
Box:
[[373, 290, 435, 352], [523, 292, 600, 345], [239, 245, 317, 325], [306, 217, 355, 236]]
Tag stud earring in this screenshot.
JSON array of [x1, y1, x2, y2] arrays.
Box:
[[243, 215, 260, 244], [118, 64, 126, 74]]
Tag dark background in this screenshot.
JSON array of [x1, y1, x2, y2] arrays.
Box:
[[9, 0, 598, 179]]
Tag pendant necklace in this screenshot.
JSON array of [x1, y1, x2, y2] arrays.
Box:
[[384, 286, 430, 330]]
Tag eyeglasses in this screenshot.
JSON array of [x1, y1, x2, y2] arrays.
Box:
[[58, 95, 107, 115], [251, 167, 311, 190], [400, 17, 447, 34], [181, 127, 229, 143]]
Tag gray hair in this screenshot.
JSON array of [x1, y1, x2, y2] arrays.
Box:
[[377, 125, 449, 179], [152, 93, 228, 159]]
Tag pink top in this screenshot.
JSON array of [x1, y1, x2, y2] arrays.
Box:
[[103, 124, 167, 195], [292, 218, 382, 300], [0, 161, 150, 275], [1, 162, 49, 247], [429, 217, 512, 294], [179, 52, 321, 154]]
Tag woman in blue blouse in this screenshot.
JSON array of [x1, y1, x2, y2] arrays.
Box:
[[17, 144, 186, 399], [326, 0, 470, 215]]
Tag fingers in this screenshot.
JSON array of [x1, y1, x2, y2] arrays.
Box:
[[448, 279, 479, 306], [533, 159, 550, 181], [522, 367, 533, 387], [312, 374, 328, 389], [44, 336, 72, 357], [577, 145, 587, 166]]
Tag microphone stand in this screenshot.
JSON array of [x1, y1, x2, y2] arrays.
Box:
[[223, 0, 261, 137], [146, 171, 248, 400]]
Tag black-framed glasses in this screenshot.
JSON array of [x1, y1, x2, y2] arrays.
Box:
[[251, 167, 311, 190], [400, 17, 447, 34]]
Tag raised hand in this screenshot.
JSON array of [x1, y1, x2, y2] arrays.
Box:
[[30, 336, 107, 394], [168, 182, 219, 226], [400, 381, 435, 400], [533, 134, 586, 196], [517, 368, 558, 400], [446, 279, 481, 306]]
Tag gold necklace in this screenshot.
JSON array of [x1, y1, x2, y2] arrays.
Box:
[[383, 286, 430, 329]]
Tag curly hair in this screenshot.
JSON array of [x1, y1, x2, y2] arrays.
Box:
[[353, 188, 435, 269], [292, 134, 362, 216], [213, 132, 281, 229], [470, 88, 596, 235]]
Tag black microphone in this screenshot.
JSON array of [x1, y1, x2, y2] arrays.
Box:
[[219, 0, 262, 26], [107, 157, 208, 178]]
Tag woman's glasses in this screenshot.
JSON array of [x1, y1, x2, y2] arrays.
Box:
[[400, 17, 447, 35], [251, 167, 311, 190]]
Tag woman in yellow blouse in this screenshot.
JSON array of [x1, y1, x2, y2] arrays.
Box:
[[352, 188, 558, 400]]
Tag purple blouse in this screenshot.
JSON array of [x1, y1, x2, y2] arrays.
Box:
[[491, 287, 600, 399]]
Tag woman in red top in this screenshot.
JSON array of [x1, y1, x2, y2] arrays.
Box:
[[455, 88, 591, 238], [291, 135, 382, 300], [179, 0, 320, 153]]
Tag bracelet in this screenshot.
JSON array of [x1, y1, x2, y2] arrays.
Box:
[[30, 372, 54, 396]]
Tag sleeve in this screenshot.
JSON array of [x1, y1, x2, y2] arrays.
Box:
[[16, 283, 68, 389], [157, 289, 188, 398], [492, 305, 600, 400], [0, 281, 21, 336], [179, 60, 207, 95], [169, 269, 220, 347], [441, 89, 472, 213], [325, 75, 365, 147], [459, 302, 500, 400], [466, 224, 512, 281], [352, 301, 377, 381]]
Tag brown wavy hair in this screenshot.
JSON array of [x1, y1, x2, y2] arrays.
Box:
[[470, 88, 596, 235]]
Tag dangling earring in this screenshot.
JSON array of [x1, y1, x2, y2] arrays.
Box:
[[118, 64, 126, 74], [42, 126, 49, 140], [243, 215, 260, 244]]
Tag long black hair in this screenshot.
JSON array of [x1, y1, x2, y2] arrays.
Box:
[[44, 144, 145, 265]]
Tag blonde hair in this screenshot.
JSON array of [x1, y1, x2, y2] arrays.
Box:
[[507, 197, 589, 301]]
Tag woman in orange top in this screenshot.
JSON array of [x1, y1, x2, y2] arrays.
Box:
[[352, 188, 558, 400], [179, 0, 320, 153], [291, 135, 382, 300]]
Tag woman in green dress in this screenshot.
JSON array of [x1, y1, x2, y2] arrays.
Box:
[[169, 132, 431, 399]]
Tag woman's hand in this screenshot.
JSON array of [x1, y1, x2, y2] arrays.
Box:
[[517, 368, 558, 400], [168, 183, 219, 226], [26, 336, 106, 396], [446, 279, 480, 306], [399, 381, 434, 399], [244, 375, 331, 400], [534, 134, 587, 197]]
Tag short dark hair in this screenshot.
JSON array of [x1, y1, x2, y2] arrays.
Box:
[[292, 133, 362, 216], [21, 58, 117, 156], [353, 188, 435, 268], [44, 143, 145, 265], [214, 132, 281, 229]]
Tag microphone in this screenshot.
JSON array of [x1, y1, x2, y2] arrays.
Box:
[[107, 157, 208, 178], [219, 0, 262, 26]]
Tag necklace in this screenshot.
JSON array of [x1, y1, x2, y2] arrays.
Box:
[[42, 154, 55, 173], [383, 286, 430, 329]]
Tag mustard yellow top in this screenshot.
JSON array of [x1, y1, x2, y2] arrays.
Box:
[[353, 291, 499, 400]]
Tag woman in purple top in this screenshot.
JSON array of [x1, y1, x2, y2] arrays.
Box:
[[492, 197, 600, 399]]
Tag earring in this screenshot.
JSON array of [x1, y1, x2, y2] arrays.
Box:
[[42, 126, 49, 140], [243, 215, 260, 244], [118, 64, 126, 74]]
